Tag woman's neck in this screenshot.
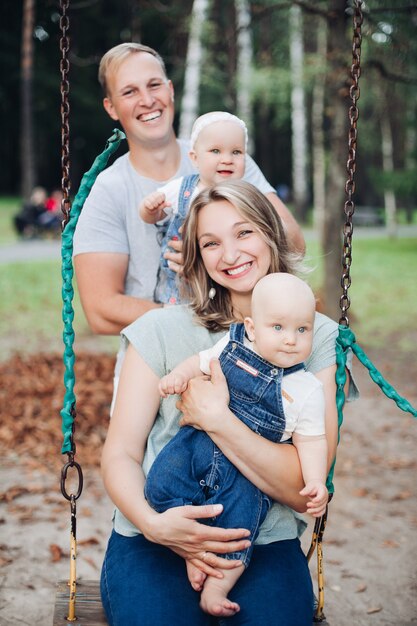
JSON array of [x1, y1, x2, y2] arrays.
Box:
[[128, 135, 180, 181], [231, 293, 252, 321]]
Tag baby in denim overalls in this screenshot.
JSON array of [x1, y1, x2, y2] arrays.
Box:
[[145, 273, 329, 617], [138, 111, 248, 304]]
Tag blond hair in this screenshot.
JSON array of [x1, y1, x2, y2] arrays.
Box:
[[181, 180, 303, 332], [98, 43, 167, 95]]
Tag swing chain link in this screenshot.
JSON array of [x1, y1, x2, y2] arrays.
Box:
[[339, 1, 363, 327], [61, 456, 84, 502], [60, 0, 71, 230]]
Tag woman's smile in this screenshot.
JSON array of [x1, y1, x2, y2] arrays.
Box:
[[222, 261, 253, 277], [197, 200, 271, 303]]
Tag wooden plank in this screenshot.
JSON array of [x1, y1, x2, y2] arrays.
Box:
[[53, 580, 107, 625], [53, 579, 330, 624]]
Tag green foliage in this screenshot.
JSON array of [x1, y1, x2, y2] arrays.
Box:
[[369, 168, 417, 199], [251, 67, 291, 128]]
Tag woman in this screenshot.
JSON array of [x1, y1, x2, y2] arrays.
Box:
[[100, 180, 356, 625]]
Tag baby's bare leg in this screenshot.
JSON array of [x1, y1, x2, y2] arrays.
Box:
[[186, 561, 207, 592], [200, 564, 245, 617]]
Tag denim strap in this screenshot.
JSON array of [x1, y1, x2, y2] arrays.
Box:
[[177, 173, 200, 220]]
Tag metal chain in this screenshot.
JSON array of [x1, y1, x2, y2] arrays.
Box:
[[60, 0, 71, 230], [339, 1, 363, 327]]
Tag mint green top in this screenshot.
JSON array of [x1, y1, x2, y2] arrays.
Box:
[[113, 305, 358, 540]]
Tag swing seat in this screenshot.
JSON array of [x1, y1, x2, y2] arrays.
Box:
[[53, 580, 107, 625], [53, 579, 330, 625]]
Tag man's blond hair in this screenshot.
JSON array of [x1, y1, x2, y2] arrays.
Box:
[[98, 43, 167, 95]]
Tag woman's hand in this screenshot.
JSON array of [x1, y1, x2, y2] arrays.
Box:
[[142, 503, 250, 578], [177, 359, 230, 432]]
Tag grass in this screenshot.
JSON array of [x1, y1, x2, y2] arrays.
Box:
[[0, 196, 20, 244], [305, 237, 417, 350], [0, 259, 119, 360]]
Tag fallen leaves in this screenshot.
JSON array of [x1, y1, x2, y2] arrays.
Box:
[[0, 352, 115, 470], [49, 543, 68, 562]]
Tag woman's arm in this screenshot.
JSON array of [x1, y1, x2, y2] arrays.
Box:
[[177, 360, 339, 512], [101, 345, 251, 576]]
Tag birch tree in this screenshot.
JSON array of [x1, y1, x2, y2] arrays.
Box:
[[235, 0, 254, 154], [179, 0, 210, 140], [312, 17, 328, 237], [289, 4, 308, 219], [380, 101, 397, 238]]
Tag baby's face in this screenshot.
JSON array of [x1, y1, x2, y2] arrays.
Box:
[[248, 298, 315, 368], [191, 121, 246, 187]]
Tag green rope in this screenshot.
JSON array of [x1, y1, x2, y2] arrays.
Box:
[[60, 129, 126, 453], [328, 324, 417, 493]]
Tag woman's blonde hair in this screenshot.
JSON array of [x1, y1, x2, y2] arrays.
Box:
[[98, 43, 167, 95], [181, 180, 303, 332]]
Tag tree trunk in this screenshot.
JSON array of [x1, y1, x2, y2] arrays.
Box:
[[312, 17, 327, 237], [235, 0, 254, 154], [178, 0, 210, 140], [289, 4, 308, 221], [20, 0, 35, 202], [404, 107, 416, 224], [380, 100, 397, 238], [322, 2, 351, 322]]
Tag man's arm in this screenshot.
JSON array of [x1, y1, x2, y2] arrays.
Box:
[[74, 252, 160, 335], [266, 192, 306, 255], [242, 155, 305, 255]]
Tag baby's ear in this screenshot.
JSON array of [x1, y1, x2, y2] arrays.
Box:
[[189, 150, 197, 164], [244, 317, 256, 342]]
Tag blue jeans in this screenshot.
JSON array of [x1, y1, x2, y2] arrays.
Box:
[[100, 530, 314, 626], [144, 426, 271, 565]]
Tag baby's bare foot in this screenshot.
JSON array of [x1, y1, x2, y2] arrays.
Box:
[[200, 580, 240, 617], [186, 561, 207, 592]]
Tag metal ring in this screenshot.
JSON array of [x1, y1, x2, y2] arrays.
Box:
[[60, 459, 83, 501]]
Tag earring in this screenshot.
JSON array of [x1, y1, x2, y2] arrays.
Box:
[[208, 286, 216, 300]]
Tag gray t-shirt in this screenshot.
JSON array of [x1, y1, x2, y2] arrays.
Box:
[[113, 305, 354, 543], [73, 139, 275, 373]]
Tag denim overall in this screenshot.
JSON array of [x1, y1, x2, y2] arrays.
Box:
[[145, 323, 305, 566], [154, 173, 200, 304]]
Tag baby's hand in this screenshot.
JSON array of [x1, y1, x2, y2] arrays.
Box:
[[139, 192, 171, 222], [300, 481, 329, 518], [159, 372, 189, 398]]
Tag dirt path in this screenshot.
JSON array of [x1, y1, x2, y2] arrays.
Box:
[[0, 347, 416, 625]]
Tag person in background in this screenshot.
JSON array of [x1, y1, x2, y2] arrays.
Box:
[[13, 186, 47, 238]]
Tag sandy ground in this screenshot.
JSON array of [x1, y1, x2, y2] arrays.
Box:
[[0, 348, 416, 626]]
